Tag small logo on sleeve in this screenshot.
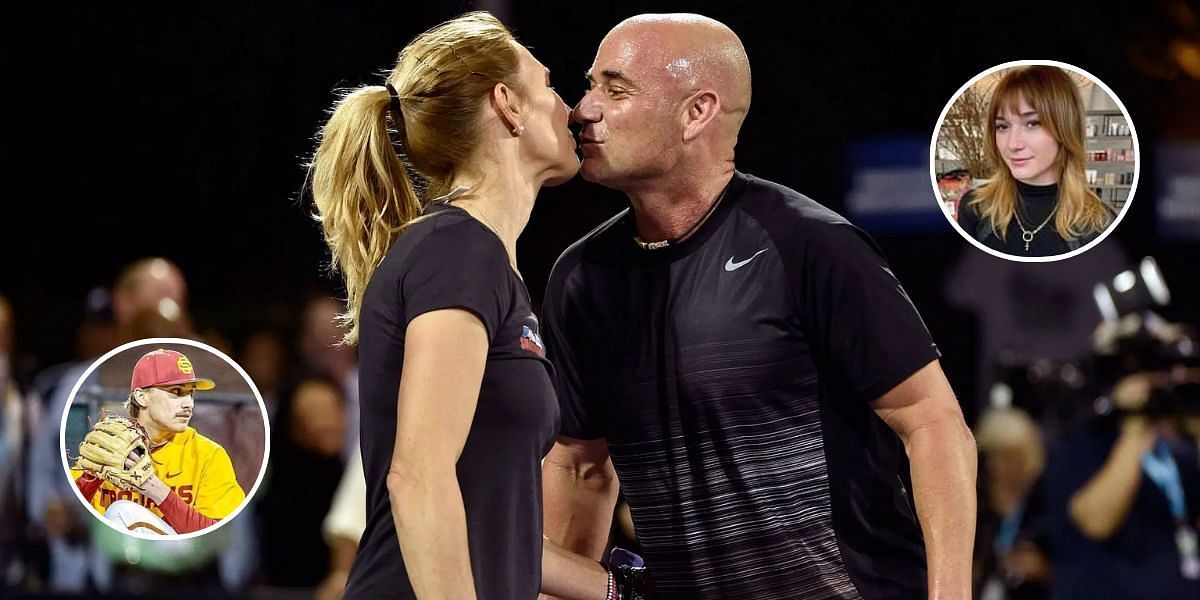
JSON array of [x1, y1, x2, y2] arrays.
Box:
[[520, 325, 546, 357]]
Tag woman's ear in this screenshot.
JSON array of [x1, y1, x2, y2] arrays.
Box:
[[491, 82, 524, 136]]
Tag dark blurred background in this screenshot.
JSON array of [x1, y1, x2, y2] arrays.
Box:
[[2, 0, 1199, 598]]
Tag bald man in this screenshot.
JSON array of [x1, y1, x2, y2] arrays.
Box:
[[541, 14, 976, 599], [112, 257, 190, 340]]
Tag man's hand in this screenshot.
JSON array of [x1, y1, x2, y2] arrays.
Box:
[[126, 456, 170, 505]]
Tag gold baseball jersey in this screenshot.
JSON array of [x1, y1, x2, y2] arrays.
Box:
[[72, 426, 245, 520]]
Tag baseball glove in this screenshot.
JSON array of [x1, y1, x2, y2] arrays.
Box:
[[74, 416, 155, 491]]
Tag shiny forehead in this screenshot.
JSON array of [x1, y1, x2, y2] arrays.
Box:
[[592, 14, 751, 104]]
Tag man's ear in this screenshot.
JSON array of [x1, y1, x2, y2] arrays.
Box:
[[491, 82, 524, 135], [132, 388, 148, 407], [682, 90, 721, 142]]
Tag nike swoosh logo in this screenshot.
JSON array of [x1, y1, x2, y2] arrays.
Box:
[[724, 249, 768, 271], [165, 471, 183, 479]]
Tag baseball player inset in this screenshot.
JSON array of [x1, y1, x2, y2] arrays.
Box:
[[69, 348, 247, 535]]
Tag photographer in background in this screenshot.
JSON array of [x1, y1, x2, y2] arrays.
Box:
[[1043, 312, 1200, 599]]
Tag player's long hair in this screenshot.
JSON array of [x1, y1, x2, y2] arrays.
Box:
[[308, 11, 522, 344], [968, 66, 1113, 242]]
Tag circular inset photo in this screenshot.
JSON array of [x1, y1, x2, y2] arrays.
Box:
[[931, 60, 1138, 262], [59, 338, 269, 540]]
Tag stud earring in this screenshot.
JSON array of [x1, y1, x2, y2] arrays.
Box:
[[512, 124, 525, 136]]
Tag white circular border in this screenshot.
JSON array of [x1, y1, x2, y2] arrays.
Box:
[[58, 337, 271, 541], [930, 59, 1140, 263]]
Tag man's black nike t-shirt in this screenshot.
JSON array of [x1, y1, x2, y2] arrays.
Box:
[[346, 204, 559, 599], [543, 172, 941, 599]]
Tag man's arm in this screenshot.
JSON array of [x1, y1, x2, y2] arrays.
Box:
[[542, 436, 619, 561], [871, 359, 977, 600]]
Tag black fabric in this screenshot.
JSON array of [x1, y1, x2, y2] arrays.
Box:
[[346, 204, 559, 600], [957, 181, 1111, 256], [543, 172, 940, 599], [258, 370, 345, 587], [1043, 421, 1200, 600]]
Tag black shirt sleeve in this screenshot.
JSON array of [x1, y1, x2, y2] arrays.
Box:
[[400, 220, 513, 340], [541, 252, 600, 440], [797, 223, 941, 403]]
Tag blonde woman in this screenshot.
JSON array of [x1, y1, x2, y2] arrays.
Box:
[[958, 66, 1116, 256], [310, 12, 625, 600]]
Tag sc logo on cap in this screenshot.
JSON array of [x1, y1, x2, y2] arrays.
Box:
[[177, 356, 194, 375]]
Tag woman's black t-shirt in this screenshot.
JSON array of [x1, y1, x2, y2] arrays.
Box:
[[958, 181, 1107, 257], [344, 203, 559, 599]]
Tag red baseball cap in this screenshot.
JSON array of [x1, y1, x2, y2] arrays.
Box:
[[130, 349, 216, 391]]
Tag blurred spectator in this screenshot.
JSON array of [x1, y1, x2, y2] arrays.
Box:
[[110, 258, 189, 342], [0, 294, 22, 467], [129, 303, 193, 340], [27, 287, 116, 439], [75, 287, 118, 366], [258, 376, 345, 589], [0, 293, 14, 359], [974, 407, 1051, 600], [239, 330, 285, 418], [316, 446, 365, 600], [300, 296, 359, 459], [24, 257, 191, 591], [1043, 317, 1200, 599], [198, 329, 234, 358], [0, 294, 27, 586]]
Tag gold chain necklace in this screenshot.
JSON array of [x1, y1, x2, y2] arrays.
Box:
[[1012, 194, 1057, 252], [633, 183, 731, 250]]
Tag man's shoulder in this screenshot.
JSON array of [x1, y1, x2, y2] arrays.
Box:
[[737, 173, 852, 231], [177, 427, 227, 457], [736, 172, 875, 256], [548, 207, 631, 283]]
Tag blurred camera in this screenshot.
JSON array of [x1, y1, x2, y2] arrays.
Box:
[[1090, 257, 1200, 419], [990, 257, 1199, 424], [1143, 381, 1200, 418]]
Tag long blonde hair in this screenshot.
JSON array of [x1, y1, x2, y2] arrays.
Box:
[[308, 12, 521, 344], [970, 66, 1112, 242]]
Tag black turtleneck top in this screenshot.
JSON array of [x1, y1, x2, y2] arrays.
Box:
[[958, 181, 1069, 257]]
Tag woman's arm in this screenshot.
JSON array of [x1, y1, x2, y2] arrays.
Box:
[[387, 308, 489, 599], [541, 538, 609, 600]]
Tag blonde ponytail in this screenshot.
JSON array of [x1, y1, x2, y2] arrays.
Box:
[[310, 86, 421, 345], [308, 11, 521, 345]]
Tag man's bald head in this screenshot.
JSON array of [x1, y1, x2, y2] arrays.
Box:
[[574, 13, 752, 188], [112, 257, 188, 328], [606, 13, 751, 133]]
